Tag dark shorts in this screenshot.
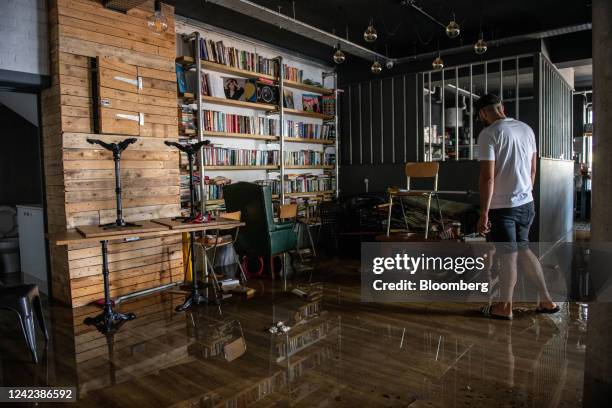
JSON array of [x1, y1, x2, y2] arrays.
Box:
[[488, 201, 535, 245]]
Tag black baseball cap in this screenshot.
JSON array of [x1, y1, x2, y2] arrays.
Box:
[[474, 93, 501, 113]]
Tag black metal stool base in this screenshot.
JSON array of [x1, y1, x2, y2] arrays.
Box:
[[84, 310, 136, 334], [175, 289, 220, 312]]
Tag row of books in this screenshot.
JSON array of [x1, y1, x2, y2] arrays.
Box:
[[285, 121, 335, 140], [284, 150, 335, 166], [198, 37, 280, 76], [253, 174, 335, 196], [202, 110, 260, 134], [178, 105, 196, 134], [198, 110, 335, 140], [283, 64, 303, 82], [202, 146, 279, 166]]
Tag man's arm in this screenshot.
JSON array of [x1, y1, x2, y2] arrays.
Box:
[[531, 152, 537, 187], [478, 160, 495, 234]]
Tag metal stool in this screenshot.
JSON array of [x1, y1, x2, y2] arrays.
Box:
[[0, 284, 48, 363]]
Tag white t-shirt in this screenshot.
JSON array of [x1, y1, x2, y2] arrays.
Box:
[[477, 118, 537, 209]]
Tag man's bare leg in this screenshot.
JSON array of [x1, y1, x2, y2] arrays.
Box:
[[517, 248, 558, 310]]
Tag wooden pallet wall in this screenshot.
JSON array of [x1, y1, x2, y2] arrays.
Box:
[[42, 0, 182, 307]]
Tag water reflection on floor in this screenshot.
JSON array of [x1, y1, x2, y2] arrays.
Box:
[[0, 260, 586, 407]]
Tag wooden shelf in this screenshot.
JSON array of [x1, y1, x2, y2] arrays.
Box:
[[203, 131, 278, 141], [201, 95, 276, 111], [284, 137, 334, 145], [284, 79, 334, 95], [176, 56, 334, 94], [284, 165, 334, 170], [205, 191, 332, 204], [204, 165, 279, 170], [285, 190, 334, 197], [284, 108, 334, 120]]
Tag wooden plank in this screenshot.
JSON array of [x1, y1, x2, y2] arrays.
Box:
[[57, 14, 175, 51], [59, 24, 160, 56], [98, 204, 180, 225], [63, 133, 178, 150], [93, 96, 175, 116], [98, 86, 176, 108], [69, 242, 182, 269], [65, 195, 178, 214], [61, 94, 91, 108], [62, 115, 92, 132], [59, 36, 174, 72], [60, 83, 90, 97], [57, 0, 175, 44], [137, 66, 175, 82], [59, 51, 89, 67], [143, 113, 177, 126], [63, 168, 179, 181], [68, 235, 182, 261], [98, 107, 140, 136], [69, 251, 182, 279], [63, 159, 169, 170], [76, 220, 168, 238], [63, 149, 176, 162], [98, 67, 139, 93], [65, 186, 179, 203], [140, 122, 178, 138], [151, 218, 243, 230]]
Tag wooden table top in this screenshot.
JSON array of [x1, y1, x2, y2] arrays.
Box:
[[48, 218, 245, 246]]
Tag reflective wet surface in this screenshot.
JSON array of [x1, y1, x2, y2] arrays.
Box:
[[0, 258, 586, 407]]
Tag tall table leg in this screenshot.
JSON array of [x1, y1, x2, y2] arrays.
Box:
[[175, 231, 214, 311], [84, 240, 136, 333]]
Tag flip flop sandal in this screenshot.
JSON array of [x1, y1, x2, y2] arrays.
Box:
[[535, 305, 561, 314], [481, 305, 513, 320]]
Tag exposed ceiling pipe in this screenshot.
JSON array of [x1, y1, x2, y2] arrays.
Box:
[[400, 0, 446, 29], [202, 0, 591, 67], [204, 0, 388, 61], [395, 24, 592, 65]]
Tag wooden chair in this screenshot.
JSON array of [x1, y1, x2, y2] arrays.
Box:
[[386, 162, 445, 239], [195, 211, 247, 297]]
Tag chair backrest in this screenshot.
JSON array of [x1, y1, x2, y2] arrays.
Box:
[[405, 162, 439, 191], [223, 182, 274, 256], [279, 204, 298, 220]]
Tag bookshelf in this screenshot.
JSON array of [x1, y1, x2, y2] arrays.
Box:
[[176, 31, 339, 214], [176, 56, 334, 95]]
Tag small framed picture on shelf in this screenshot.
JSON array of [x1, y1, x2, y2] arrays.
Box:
[[175, 64, 187, 94], [222, 76, 246, 100], [283, 89, 295, 109], [302, 94, 321, 113], [201, 72, 211, 96]]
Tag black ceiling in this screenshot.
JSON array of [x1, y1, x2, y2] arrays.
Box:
[[166, 0, 592, 63]]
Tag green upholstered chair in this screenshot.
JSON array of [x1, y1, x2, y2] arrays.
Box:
[[223, 182, 297, 280]]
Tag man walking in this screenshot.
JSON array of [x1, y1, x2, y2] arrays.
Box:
[[476, 94, 558, 319]]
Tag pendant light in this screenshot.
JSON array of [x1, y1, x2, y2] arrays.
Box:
[[445, 15, 460, 38], [148, 1, 168, 34], [384, 44, 393, 69], [363, 18, 378, 43], [371, 60, 382, 74], [474, 32, 488, 55], [432, 54, 444, 70], [333, 43, 346, 64]]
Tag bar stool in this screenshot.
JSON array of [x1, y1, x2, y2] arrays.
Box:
[[386, 162, 445, 238], [0, 284, 48, 363]]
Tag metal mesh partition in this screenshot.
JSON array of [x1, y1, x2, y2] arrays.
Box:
[[538, 55, 574, 160], [419, 54, 535, 162]]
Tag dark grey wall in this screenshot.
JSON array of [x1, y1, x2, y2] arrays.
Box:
[[0, 104, 43, 205]]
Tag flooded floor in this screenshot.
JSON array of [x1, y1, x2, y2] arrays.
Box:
[[0, 258, 586, 407]]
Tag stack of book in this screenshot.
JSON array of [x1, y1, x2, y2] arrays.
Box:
[[178, 104, 196, 135], [203, 146, 279, 166], [205, 176, 231, 201], [284, 150, 334, 166], [203, 110, 257, 134], [321, 95, 336, 116], [197, 37, 281, 77], [285, 121, 335, 140], [283, 64, 303, 82], [283, 173, 335, 194]]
